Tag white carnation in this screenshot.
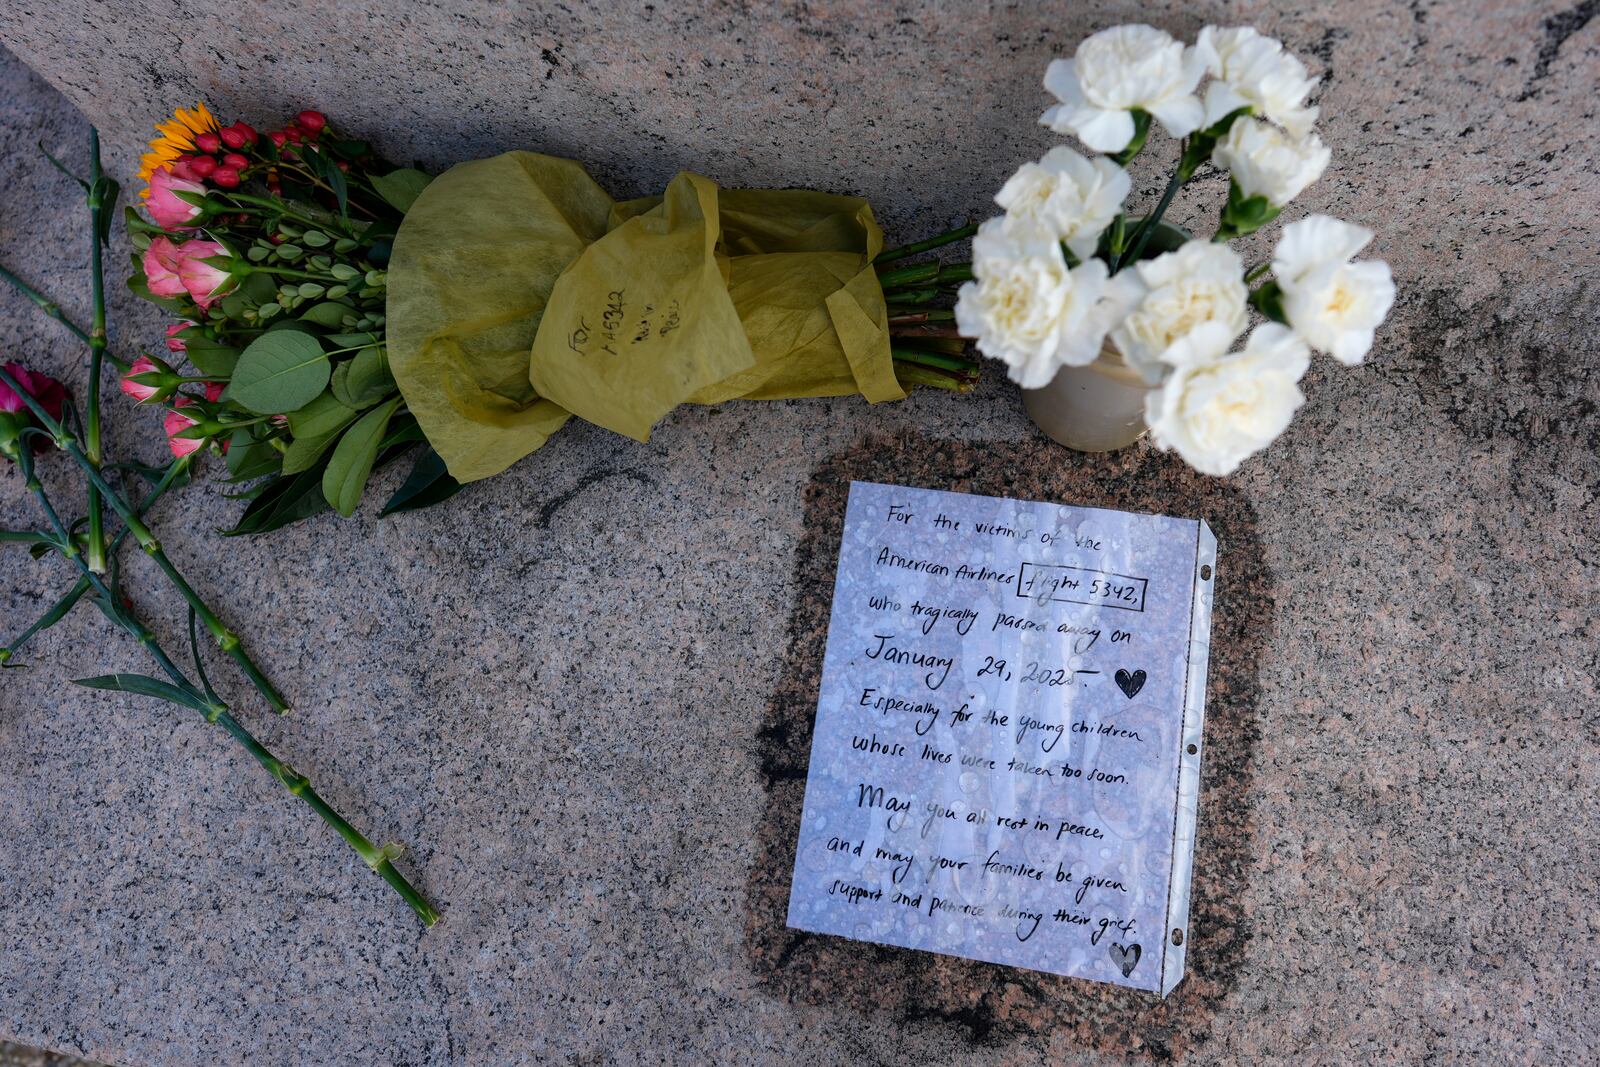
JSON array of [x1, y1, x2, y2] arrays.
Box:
[[1213, 117, 1330, 207], [1271, 215, 1396, 365], [955, 219, 1124, 389], [995, 147, 1131, 260], [1107, 240, 1250, 384], [1145, 322, 1310, 476], [1040, 25, 1206, 152], [1196, 26, 1320, 136]]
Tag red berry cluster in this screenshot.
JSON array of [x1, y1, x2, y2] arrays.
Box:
[[169, 111, 327, 194]]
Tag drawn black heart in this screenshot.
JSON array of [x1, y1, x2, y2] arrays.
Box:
[[1109, 941, 1142, 978], [1114, 668, 1146, 700]]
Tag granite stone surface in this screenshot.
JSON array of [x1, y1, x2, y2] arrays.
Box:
[[1, 1, 1597, 1064]]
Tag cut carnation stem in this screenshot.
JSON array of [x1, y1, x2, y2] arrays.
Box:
[[3, 456, 188, 667], [13, 447, 438, 927], [876, 260, 941, 288], [85, 129, 112, 575], [887, 309, 956, 324], [874, 222, 978, 265], [0, 366, 290, 714], [889, 324, 963, 339], [894, 363, 978, 393], [892, 347, 980, 374]]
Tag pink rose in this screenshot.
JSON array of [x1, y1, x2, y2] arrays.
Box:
[[163, 398, 205, 458], [165, 322, 191, 352], [142, 237, 188, 300], [175, 239, 234, 309], [145, 165, 206, 230], [163, 385, 228, 458], [121, 355, 163, 403]]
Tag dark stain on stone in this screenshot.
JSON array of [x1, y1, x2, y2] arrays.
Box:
[[533, 467, 654, 529], [1396, 285, 1600, 454], [742, 434, 1272, 1058], [1518, 0, 1598, 99]]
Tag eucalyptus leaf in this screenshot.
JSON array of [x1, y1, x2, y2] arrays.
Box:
[[322, 396, 402, 516], [371, 168, 433, 213], [227, 331, 331, 414]]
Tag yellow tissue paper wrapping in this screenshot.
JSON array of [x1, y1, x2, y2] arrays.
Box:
[[387, 151, 904, 482]]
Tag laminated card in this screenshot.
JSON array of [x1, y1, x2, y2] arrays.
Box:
[[786, 481, 1216, 996]]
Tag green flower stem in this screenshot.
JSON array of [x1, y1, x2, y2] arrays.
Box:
[[1116, 153, 1197, 273], [1, 457, 188, 665], [273, 161, 381, 220], [875, 222, 977, 265], [891, 347, 978, 374], [887, 309, 956, 324], [241, 265, 347, 285], [894, 361, 977, 393], [13, 450, 437, 926], [0, 366, 289, 714], [1, 528, 48, 542], [84, 130, 111, 576], [0, 266, 129, 377], [1245, 261, 1272, 283], [219, 192, 358, 238]]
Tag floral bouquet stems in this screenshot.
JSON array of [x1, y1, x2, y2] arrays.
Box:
[[1, 131, 439, 926]]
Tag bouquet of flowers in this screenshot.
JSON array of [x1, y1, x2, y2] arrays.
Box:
[[954, 24, 1396, 475], [2, 133, 438, 925], [123, 105, 981, 531]]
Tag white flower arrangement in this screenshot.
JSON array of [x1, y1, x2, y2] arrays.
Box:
[[957, 23, 1395, 475]]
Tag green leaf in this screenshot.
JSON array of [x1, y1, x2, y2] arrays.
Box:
[[322, 396, 402, 516], [298, 300, 353, 328], [219, 271, 277, 319], [326, 330, 381, 348], [227, 331, 331, 414], [94, 176, 122, 246], [73, 673, 212, 713], [282, 392, 359, 473], [224, 429, 283, 481], [370, 168, 432, 213], [331, 346, 395, 409], [222, 463, 331, 536], [182, 335, 242, 377], [381, 445, 463, 517]]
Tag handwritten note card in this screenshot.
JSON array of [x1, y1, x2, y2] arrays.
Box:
[[786, 482, 1215, 996]]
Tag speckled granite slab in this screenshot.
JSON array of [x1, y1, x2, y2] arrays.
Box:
[[788, 482, 1215, 995]]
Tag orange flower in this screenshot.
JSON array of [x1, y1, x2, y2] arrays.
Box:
[[137, 103, 218, 196]]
